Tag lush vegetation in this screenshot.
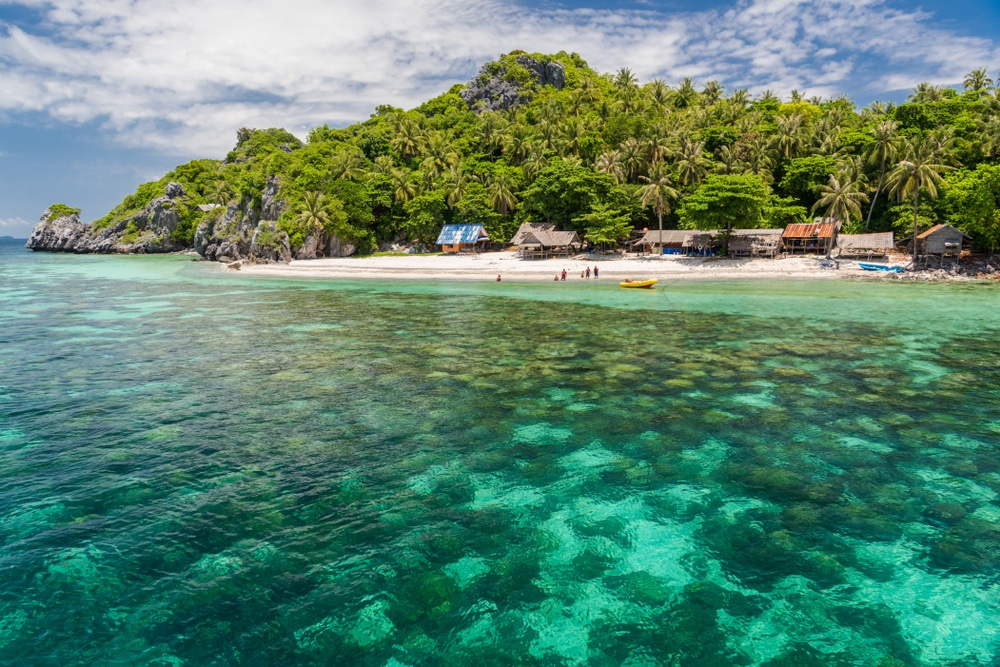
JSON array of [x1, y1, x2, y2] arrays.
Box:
[[46, 203, 81, 219], [101, 53, 1000, 253]]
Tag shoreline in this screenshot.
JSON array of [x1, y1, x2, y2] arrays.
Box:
[[234, 251, 907, 282]]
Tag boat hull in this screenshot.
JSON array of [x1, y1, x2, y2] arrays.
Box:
[[620, 279, 658, 289]]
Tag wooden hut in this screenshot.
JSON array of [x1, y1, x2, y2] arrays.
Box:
[[631, 229, 697, 254], [510, 222, 556, 247], [781, 222, 836, 255], [436, 224, 490, 253], [916, 224, 971, 266], [836, 232, 894, 259], [729, 229, 784, 258], [518, 230, 582, 258], [683, 232, 720, 256]]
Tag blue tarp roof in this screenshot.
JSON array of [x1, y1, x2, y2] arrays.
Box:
[[436, 224, 489, 245]]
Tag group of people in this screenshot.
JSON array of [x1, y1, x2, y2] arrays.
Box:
[[554, 266, 599, 281], [495, 265, 601, 283]]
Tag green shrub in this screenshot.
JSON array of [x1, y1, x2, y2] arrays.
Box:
[[46, 203, 81, 219]]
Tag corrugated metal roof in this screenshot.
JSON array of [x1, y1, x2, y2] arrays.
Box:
[[436, 224, 489, 245], [917, 223, 970, 239], [782, 223, 836, 239], [837, 232, 894, 249]]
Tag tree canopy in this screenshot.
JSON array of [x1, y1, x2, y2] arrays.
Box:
[[96, 56, 1000, 254]]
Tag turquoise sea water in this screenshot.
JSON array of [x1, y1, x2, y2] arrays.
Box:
[[2, 238, 1000, 666]]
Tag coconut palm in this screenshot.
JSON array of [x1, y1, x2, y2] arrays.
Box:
[[420, 131, 458, 177], [391, 117, 424, 158], [620, 138, 647, 183], [639, 162, 680, 254], [485, 171, 518, 216], [963, 67, 994, 96], [330, 149, 366, 181], [390, 169, 416, 203], [296, 191, 331, 237], [886, 135, 955, 261], [864, 119, 900, 228], [443, 165, 469, 208], [674, 78, 700, 109], [730, 88, 752, 108], [206, 180, 233, 206], [714, 145, 740, 175], [646, 79, 671, 112], [676, 138, 710, 186], [370, 155, 396, 176], [502, 125, 532, 165], [811, 175, 869, 239], [595, 150, 625, 185], [701, 81, 724, 106], [774, 113, 806, 159]]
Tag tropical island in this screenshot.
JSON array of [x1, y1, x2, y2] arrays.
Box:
[[25, 51, 1000, 278]]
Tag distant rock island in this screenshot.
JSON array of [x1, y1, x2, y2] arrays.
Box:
[[24, 50, 1000, 264]]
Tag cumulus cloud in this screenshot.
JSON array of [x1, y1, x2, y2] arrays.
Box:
[[0, 0, 997, 156], [0, 216, 30, 228]]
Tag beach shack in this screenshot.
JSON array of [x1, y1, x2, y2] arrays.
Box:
[[631, 229, 696, 255], [510, 222, 556, 247], [517, 230, 582, 259], [916, 224, 971, 266], [436, 224, 490, 253], [836, 232, 894, 259], [729, 229, 784, 258], [682, 232, 720, 256], [781, 222, 836, 255]]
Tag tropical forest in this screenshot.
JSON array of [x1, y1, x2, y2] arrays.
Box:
[[88, 51, 1000, 256]]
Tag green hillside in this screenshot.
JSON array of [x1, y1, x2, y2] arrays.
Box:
[[87, 53, 1000, 254]]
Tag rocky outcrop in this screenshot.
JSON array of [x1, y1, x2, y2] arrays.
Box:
[[249, 221, 291, 263], [26, 183, 187, 254], [328, 234, 356, 258], [461, 55, 566, 112]]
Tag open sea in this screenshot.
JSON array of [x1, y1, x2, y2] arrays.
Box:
[[2, 236, 1000, 666]]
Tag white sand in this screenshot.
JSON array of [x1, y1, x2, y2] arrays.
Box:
[[236, 250, 906, 282]]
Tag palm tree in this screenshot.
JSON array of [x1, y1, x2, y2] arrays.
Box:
[[676, 138, 710, 186], [715, 145, 740, 174], [639, 162, 680, 254], [620, 138, 647, 183], [963, 67, 994, 96], [330, 149, 366, 181], [886, 135, 955, 262], [811, 175, 869, 238], [864, 119, 899, 228], [730, 88, 752, 108], [296, 191, 331, 237], [486, 171, 518, 216], [910, 82, 944, 103], [674, 78, 700, 109], [207, 180, 233, 206], [391, 117, 424, 158], [595, 150, 625, 185], [420, 131, 458, 177], [502, 125, 532, 165], [391, 169, 416, 203], [370, 155, 395, 176], [646, 79, 671, 113], [443, 165, 469, 208], [701, 81, 724, 106], [774, 113, 806, 159]]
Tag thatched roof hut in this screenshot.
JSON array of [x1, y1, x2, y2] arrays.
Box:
[[729, 229, 784, 258], [510, 222, 556, 246], [631, 229, 701, 253], [836, 232, 894, 259], [518, 230, 582, 258]]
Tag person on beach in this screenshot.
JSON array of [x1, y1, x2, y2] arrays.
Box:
[[555, 275, 559, 281], [497, 275, 501, 282], [586, 266, 591, 279], [561, 269, 567, 281], [581, 270, 585, 279], [593, 266, 599, 279]]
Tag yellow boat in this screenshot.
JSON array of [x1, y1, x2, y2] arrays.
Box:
[[619, 278, 658, 289]]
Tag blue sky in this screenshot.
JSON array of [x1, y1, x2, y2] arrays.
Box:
[[1, 0, 999, 238]]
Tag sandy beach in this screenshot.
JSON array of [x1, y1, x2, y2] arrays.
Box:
[[236, 250, 904, 282]]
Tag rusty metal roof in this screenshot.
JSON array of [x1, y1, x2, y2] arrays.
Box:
[[782, 223, 836, 239]]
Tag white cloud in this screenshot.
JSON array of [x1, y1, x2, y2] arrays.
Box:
[[0, 216, 31, 229], [0, 0, 997, 157]]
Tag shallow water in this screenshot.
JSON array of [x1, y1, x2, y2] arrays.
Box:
[[2, 238, 1000, 666]]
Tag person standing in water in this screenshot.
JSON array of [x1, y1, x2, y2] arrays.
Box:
[[593, 266, 599, 279], [561, 269, 567, 281], [585, 266, 591, 279]]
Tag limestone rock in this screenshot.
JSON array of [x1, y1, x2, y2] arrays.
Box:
[[249, 221, 292, 264], [295, 234, 321, 260], [460, 55, 566, 112], [26, 183, 187, 254], [328, 234, 356, 258]]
